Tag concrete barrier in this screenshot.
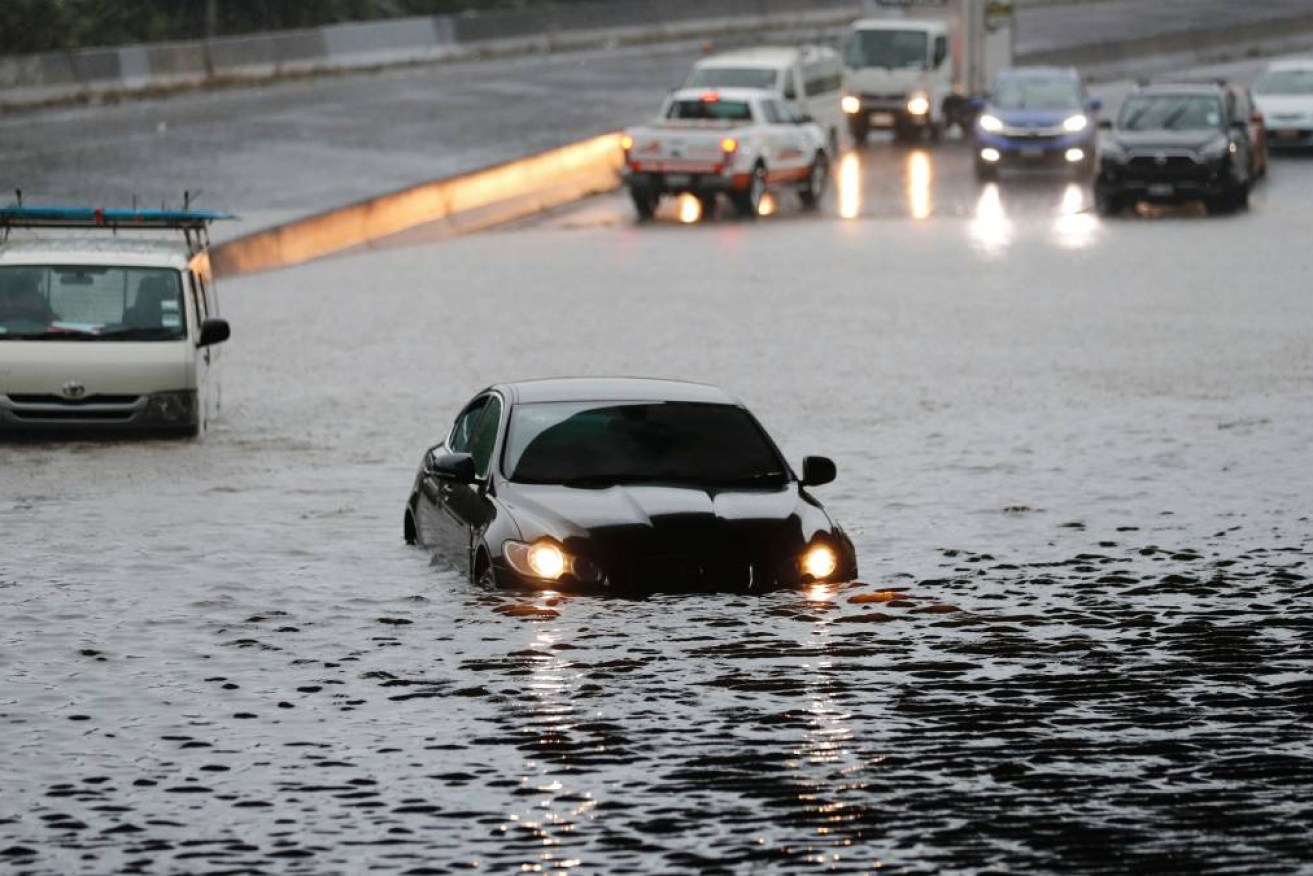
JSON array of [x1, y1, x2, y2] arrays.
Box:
[[210, 132, 624, 277]]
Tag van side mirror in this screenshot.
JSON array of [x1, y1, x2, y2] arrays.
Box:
[[426, 451, 477, 484], [801, 456, 837, 487], [197, 317, 230, 347]]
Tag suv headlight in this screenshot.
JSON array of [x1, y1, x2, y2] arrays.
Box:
[[978, 113, 1004, 133], [1062, 114, 1089, 133]]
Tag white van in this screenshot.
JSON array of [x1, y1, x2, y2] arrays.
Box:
[[0, 206, 232, 437], [685, 45, 846, 152]]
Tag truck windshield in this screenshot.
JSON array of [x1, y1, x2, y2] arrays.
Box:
[[845, 29, 928, 70], [687, 67, 779, 90], [0, 265, 185, 340], [1118, 95, 1223, 131], [994, 79, 1082, 110], [1254, 69, 1313, 95], [504, 401, 789, 487], [666, 99, 752, 121]]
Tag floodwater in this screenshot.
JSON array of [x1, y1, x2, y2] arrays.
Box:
[[5, 149, 1313, 872]]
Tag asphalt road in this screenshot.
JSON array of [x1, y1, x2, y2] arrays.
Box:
[[2, 0, 1311, 233]]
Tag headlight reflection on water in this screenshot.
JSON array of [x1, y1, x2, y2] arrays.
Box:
[[676, 193, 702, 224], [905, 149, 932, 220], [968, 182, 1013, 257], [1052, 182, 1100, 250], [838, 151, 862, 220]]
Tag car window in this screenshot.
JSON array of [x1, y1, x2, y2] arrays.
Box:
[[1254, 68, 1313, 95], [760, 99, 783, 124], [803, 60, 841, 95], [993, 77, 1081, 110], [0, 265, 185, 340], [1119, 94, 1223, 131], [467, 395, 502, 477], [845, 29, 928, 70], [686, 67, 778, 91], [504, 401, 788, 487], [667, 98, 752, 121], [448, 397, 490, 453]]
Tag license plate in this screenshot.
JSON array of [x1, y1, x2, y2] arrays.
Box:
[[1148, 183, 1174, 197], [1020, 146, 1045, 158], [664, 174, 691, 187], [1273, 129, 1301, 140], [870, 112, 896, 126]]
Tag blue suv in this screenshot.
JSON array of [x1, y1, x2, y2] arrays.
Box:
[[973, 67, 1101, 180]]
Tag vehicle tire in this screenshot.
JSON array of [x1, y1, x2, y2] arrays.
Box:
[[1094, 187, 1122, 217], [403, 509, 418, 545], [697, 192, 717, 220], [474, 552, 498, 588], [798, 153, 829, 210], [629, 185, 657, 221], [733, 164, 767, 219], [1231, 180, 1251, 211]]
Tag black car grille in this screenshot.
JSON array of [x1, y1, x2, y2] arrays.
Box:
[[1125, 155, 1211, 181], [626, 554, 753, 591], [7, 393, 141, 406]]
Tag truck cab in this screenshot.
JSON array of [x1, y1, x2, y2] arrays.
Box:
[[0, 206, 233, 437], [841, 18, 952, 143]]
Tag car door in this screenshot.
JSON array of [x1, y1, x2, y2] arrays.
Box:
[[418, 396, 488, 561], [770, 98, 813, 176], [427, 393, 503, 573]]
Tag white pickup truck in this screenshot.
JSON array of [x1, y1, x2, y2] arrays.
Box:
[[621, 88, 832, 220]]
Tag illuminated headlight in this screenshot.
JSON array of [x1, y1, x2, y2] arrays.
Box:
[[145, 390, 197, 424], [1062, 114, 1089, 133], [978, 114, 1004, 133], [1065, 148, 1086, 163], [801, 543, 839, 581], [980, 147, 1001, 163], [841, 94, 861, 115], [907, 94, 931, 116], [503, 539, 602, 583]]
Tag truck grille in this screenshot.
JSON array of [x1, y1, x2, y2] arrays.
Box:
[[1, 394, 145, 424], [1126, 154, 1211, 181]]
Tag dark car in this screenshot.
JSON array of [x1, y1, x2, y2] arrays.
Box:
[[973, 66, 1101, 180], [403, 378, 857, 594], [1095, 81, 1257, 216]]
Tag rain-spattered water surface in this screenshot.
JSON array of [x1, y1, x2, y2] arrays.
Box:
[[3, 185, 1313, 874]]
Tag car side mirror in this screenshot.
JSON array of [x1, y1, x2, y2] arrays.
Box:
[[801, 456, 836, 487], [1097, 118, 1113, 130], [1087, 97, 1103, 112], [427, 451, 477, 484], [197, 317, 230, 347]]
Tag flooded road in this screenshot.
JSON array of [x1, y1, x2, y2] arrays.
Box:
[[5, 138, 1313, 871]]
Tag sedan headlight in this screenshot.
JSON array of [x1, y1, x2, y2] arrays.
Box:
[[1062, 114, 1089, 133], [978, 113, 1004, 133], [801, 543, 839, 581], [503, 539, 602, 583], [841, 94, 861, 115]]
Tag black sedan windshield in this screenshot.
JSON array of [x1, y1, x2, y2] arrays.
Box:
[[504, 401, 788, 487]]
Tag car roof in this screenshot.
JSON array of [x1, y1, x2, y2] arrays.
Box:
[[694, 45, 835, 67], [0, 235, 192, 270], [497, 377, 740, 406]]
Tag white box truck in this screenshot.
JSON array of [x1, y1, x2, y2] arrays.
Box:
[[841, 0, 1015, 144]]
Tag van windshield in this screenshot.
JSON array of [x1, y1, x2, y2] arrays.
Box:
[[0, 265, 186, 340], [845, 29, 928, 70], [687, 67, 779, 90]]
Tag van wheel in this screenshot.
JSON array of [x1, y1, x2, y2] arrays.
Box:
[[733, 165, 767, 219], [799, 153, 829, 210], [403, 509, 418, 545], [697, 192, 717, 220]]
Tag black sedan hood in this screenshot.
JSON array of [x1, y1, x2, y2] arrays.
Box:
[[499, 481, 840, 590]]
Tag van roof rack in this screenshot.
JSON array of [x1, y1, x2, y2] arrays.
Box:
[[0, 200, 236, 256]]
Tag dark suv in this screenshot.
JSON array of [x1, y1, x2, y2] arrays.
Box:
[[1096, 82, 1256, 216]]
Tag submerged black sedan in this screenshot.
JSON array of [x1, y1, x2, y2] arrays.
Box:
[[403, 378, 857, 593]]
